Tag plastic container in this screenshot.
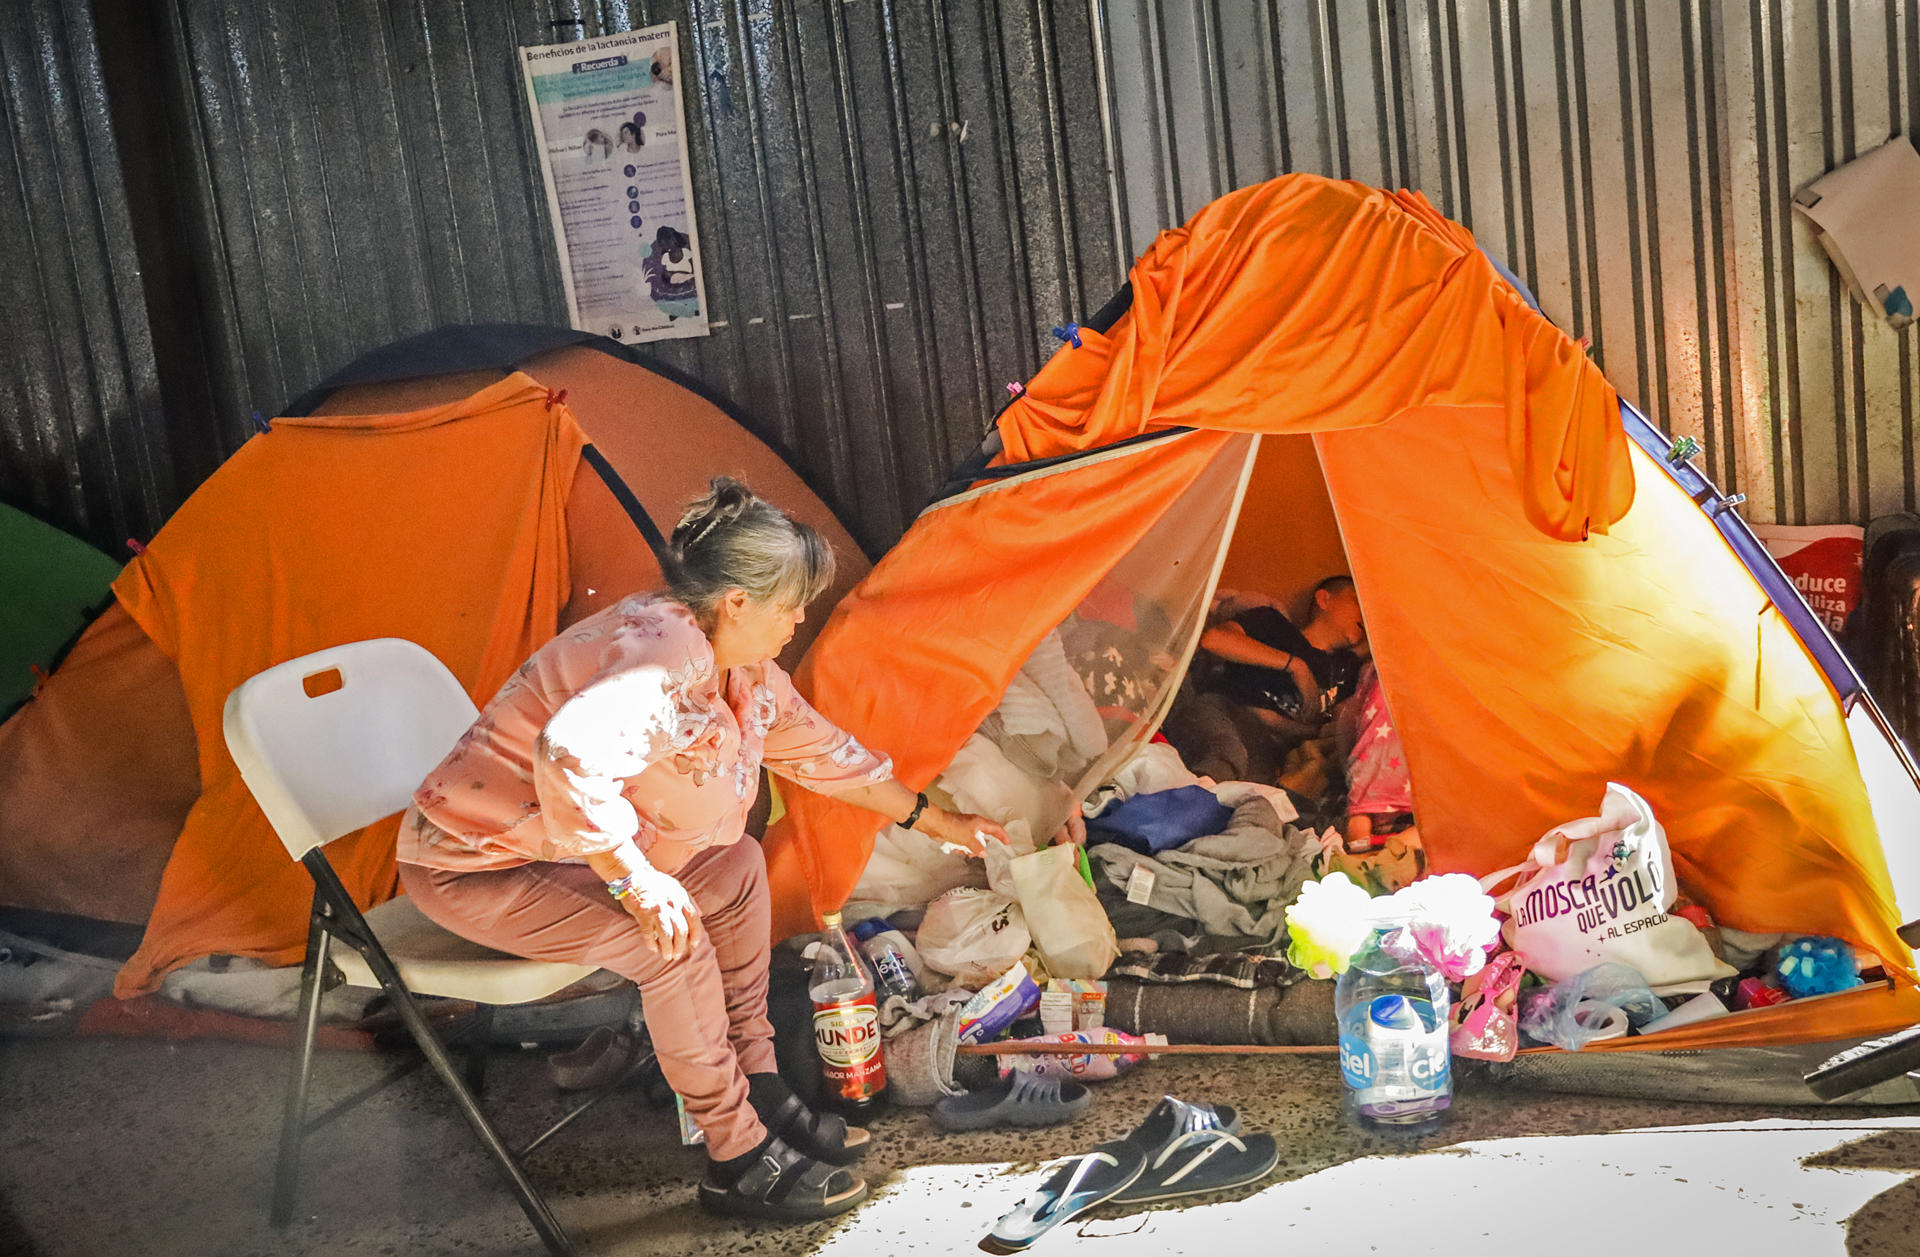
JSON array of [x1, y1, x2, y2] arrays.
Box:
[[993, 1028, 1168, 1082], [957, 959, 1041, 1045], [810, 911, 888, 1119], [1335, 926, 1451, 1129], [852, 918, 924, 1002]]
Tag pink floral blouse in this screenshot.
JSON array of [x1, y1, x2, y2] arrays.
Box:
[[401, 594, 892, 875]]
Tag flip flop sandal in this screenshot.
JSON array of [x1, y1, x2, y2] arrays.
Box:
[[1110, 1125, 1279, 1205], [697, 1136, 869, 1222], [756, 1089, 870, 1166], [933, 1070, 1092, 1132], [983, 1139, 1148, 1253], [1120, 1095, 1242, 1147]]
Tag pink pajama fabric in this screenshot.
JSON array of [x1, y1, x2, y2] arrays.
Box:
[[1345, 663, 1414, 816], [393, 593, 895, 1160], [400, 837, 777, 1159]]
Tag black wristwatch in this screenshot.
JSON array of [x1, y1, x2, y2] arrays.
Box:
[[902, 791, 930, 831]]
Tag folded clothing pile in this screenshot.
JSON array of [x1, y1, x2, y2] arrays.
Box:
[[1088, 791, 1323, 947]]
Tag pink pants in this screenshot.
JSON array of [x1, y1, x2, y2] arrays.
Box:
[[399, 839, 776, 1159]]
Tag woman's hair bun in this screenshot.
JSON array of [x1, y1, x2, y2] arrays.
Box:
[[671, 476, 756, 557]]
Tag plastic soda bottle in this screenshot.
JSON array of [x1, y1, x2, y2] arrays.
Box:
[[810, 911, 887, 1119], [852, 918, 923, 1002], [1334, 925, 1451, 1129]]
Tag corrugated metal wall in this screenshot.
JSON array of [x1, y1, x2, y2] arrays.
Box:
[[1096, 0, 1920, 525], [152, 0, 1119, 554], [10, 1, 1915, 551], [0, 0, 175, 550]]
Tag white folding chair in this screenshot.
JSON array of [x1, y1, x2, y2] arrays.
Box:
[[224, 638, 598, 1256]]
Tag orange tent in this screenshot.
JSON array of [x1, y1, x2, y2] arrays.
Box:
[[0, 333, 868, 995], [765, 174, 1920, 1052]]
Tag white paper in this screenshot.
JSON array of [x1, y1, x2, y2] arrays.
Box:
[[519, 24, 709, 344], [1124, 865, 1156, 906]]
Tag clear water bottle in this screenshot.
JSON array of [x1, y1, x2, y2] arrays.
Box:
[[852, 918, 923, 1002], [810, 911, 887, 1120], [1335, 925, 1451, 1129]]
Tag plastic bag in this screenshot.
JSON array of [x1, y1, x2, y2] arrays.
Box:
[[1450, 950, 1525, 1062], [850, 734, 1046, 914], [917, 887, 1029, 987], [1518, 962, 1666, 1051], [1481, 783, 1734, 993], [850, 822, 986, 916], [1010, 843, 1121, 980], [941, 733, 1063, 841]]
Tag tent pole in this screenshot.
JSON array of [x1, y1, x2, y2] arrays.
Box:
[[957, 1041, 1334, 1057]]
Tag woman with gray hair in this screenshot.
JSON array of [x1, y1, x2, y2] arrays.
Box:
[[398, 477, 1009, 1221]]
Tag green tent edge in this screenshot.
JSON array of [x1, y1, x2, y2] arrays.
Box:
[[0, 502, 123, 713]]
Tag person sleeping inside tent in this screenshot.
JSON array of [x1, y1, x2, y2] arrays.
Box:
[[1162, 576, 1366, 789], [1162, 576, 1425, 887]]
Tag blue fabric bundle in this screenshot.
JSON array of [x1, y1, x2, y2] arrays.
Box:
[[1084, 786, 1234, 855]]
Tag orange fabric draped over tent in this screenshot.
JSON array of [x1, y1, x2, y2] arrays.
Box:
[[1001, 178, 1632, 544], [765, 174, 1916, 1043], [112, 374, 583, 995]]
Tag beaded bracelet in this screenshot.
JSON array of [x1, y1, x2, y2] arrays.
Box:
[[606, 875, 638, 901]]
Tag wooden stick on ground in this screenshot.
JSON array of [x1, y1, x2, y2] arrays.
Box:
[[956, 1041, 1338, 1056]]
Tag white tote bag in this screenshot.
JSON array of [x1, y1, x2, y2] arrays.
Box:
[[1481, 783, 1735, 994]]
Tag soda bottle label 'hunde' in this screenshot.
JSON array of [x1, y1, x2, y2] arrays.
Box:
[[810, 911, 887, 1114]]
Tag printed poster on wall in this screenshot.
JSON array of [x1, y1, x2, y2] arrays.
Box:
[[519, 23, 709, 343], [1751, 523, 1865, 634]]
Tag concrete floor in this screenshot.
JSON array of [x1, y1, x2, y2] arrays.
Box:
[[2, 1035, 1917, 1257]]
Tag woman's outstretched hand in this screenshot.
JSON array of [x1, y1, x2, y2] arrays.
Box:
[[917, 807, 1012, 859]]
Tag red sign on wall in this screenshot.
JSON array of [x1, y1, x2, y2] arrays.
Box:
[[1751, 524, 1865, 634]]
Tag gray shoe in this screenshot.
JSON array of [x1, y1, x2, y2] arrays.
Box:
[[932, 1070, 1092, 1132]]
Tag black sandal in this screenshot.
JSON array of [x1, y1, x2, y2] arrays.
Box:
[[1110, 1096, 1276, 1204], [748, 1074, 870, 1166], [697, 1136, 869, 1221]]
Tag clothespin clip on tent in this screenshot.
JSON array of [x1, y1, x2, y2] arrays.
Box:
[[1006, 381, 1026, 398], [1666, 435, 1701, 466], [251, 411, 270, 435], [1051, 323, 1083, 349]]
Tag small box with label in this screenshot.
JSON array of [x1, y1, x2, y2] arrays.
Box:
[[1040, 982, 1076, 1035], [1071, 979, 1107, 1031]]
